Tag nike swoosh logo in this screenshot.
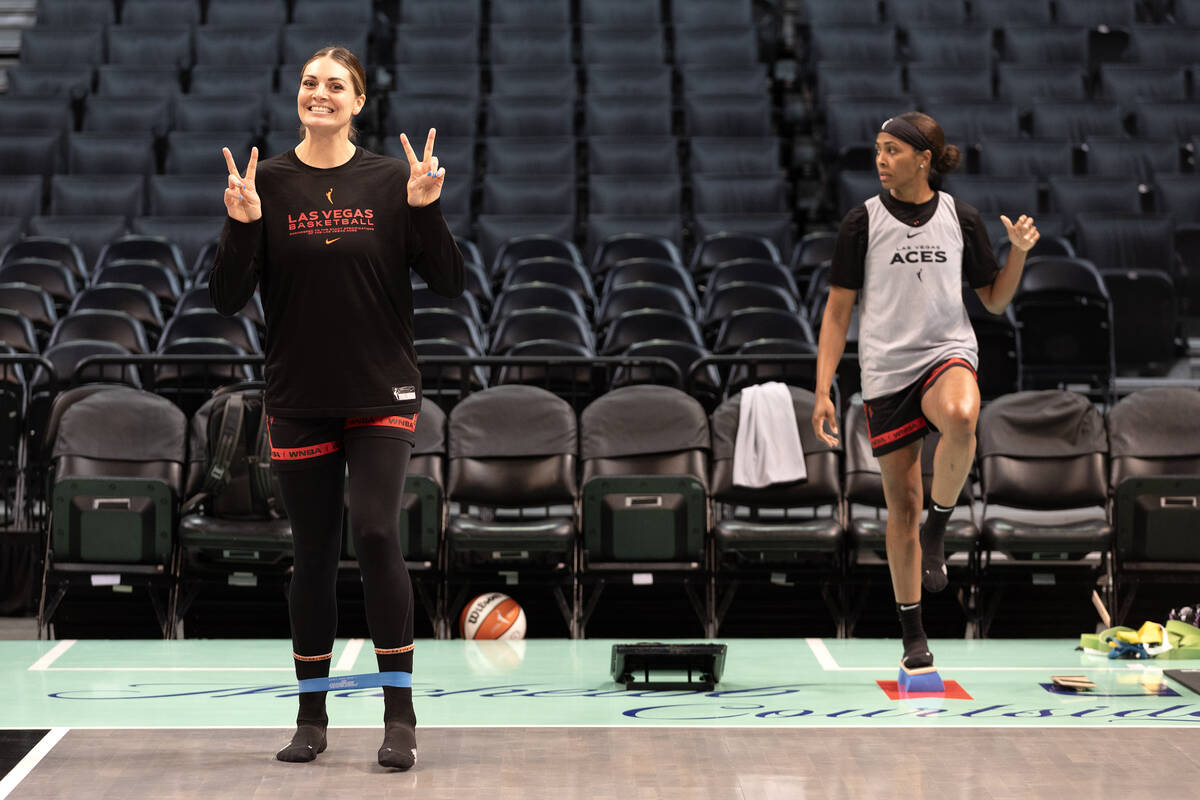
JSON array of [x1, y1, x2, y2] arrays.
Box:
[[325, 237, 341, 245], [906, 230, 923, 238]]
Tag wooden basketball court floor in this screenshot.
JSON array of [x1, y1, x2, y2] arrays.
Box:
[[2, 637, 1199, 798]]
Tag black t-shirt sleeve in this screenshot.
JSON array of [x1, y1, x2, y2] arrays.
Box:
[[956, 199, 1001, 289], [408, 199, 465, 299], [829, 204, 869, 290], [209, 216, 264, 316]]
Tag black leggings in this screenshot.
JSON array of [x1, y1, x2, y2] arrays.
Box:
[[274, 435, 414, 664]]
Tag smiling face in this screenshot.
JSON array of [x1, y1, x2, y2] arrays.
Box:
[[297, 55, 365, 137], [875, 131, 930, 194]]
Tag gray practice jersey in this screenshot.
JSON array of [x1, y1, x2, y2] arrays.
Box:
[[831, 190, 999, 400]]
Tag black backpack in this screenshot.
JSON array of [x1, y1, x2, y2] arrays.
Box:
[[182, 383, 283, 520]]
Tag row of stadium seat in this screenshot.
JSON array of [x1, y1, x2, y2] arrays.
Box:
[[36, 380, 1200, 637]]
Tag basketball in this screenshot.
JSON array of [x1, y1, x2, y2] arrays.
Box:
[[459, 592, 526, 640]]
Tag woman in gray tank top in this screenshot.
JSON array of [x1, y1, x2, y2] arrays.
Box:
[[811, 112, 1040, 674]]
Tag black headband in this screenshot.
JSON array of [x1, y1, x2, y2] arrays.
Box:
[[880, 117, 934, 155]]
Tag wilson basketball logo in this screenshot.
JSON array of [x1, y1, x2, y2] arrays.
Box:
[[460, 593, 526, 640]]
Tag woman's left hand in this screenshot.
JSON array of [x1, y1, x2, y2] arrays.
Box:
[[400, 128, 445, 207], [1001, 214, 1040, 253]]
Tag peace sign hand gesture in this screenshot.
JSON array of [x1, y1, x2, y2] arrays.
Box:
[[223, 146, 261, 223], [1001, 214, 1039, 253], [400, 128, 445, 208]]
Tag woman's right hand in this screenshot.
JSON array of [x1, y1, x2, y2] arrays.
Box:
[[812, 393, 840, 447], [223, 146, 261, 223]]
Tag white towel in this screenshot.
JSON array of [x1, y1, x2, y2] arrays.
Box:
[[732, 382, 807, 489]]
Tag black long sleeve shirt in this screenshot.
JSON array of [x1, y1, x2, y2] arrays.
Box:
[[209, 146, 464, 417]]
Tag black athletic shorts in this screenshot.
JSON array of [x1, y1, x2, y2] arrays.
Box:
[[862, 357, 977, 457], [266, 413, 418, 470]]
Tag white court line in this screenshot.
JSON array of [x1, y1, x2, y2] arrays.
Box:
[[806, 638, 840, 671], [814, 666, 1144, 672], [802, 638, 1141, 671], [335, 638, 364, 671], [0, 727, 69, 800], [27, 640, 75, 672], [44, 667, 297, 672]]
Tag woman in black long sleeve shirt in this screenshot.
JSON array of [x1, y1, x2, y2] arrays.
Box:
[[210, 46, 463, 770]]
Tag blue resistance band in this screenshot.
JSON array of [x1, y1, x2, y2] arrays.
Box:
[[298, 671, 412, 693]]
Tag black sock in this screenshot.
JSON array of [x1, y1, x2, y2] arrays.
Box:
[[376, 648, 417, 770], [897, 602, 933, 669], [277, 656, 330, 763], [920, 502, 954, 593]]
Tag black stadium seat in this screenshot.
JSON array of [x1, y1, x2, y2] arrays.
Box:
[[683, 95, 772, 137], [27, 216, 127, 269], [481, 176, 576, 217], [588, 176, 681, 216], [82, 96, 171, 137], [1055, 0, 1137, 27], [490, 26, 571, 65], [51, 175, 144, 218], [923, 102, 1020, 149], [19, 27, 105, 67], [0, 134, 61, 178], [485, 137, 574, 175], [207, 0, 287, 24], [581, 0, 660, 25], [148, 176, 226, 218], [37, 0, 114, 26], [489, 309, 593, 355], [688, 137, 780, 174], [973, 0, 1052, 25], [906, 65, 992, 104], [121, 0, 201, 26], [174, 97, 264, 134], [47, 309, 150, 354], [393, 25, 480, 64], [587, 137, 678, 175], [808, 25, 897, 64], [1085, 137, 1181, 181], [67, 134, 157, 176], [904, 27, 992, 68], [673, 26, 758, 66], [585, 95, 672, 136], [1046, 177, 1142, 219], [581, 26, 666, 65], [804, 0, 881, 25], [188, 67, 274, 98], [282, 25, 369, 65], [601, 309, 704, 354], [490, 66, 577, 98], [1030, 101, 1126, 143], [106, 27, 192, 69], [165, 133, 254, 176], [194, 27, 281, 67], [977, 138, 1074, 178], [586, 65, 671, 96], [996, 65, 1088, 108], [1100, 65, 1188, 105], [5, 66, 93, 99], [95, 66, 180, 97], [999, 25, 1087, 64]]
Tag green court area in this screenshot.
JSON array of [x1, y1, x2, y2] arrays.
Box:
[[4, 638, 1199, 730]]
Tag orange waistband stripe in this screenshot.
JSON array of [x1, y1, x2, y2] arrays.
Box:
[[922, 357, 977, 391], [869, 416, 927, 447], [271, 440, 341, 460], [345, 414, 418, 432]]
